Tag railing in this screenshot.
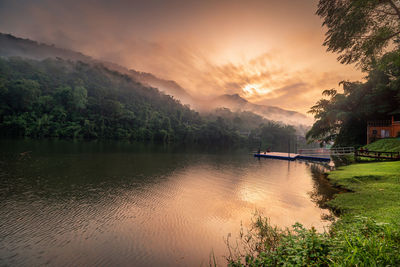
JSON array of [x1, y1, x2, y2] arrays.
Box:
[[367, 120, 391, 127], [330, 147, 355, 155], [355, 149, 400, 160], [298, 147, 354, 156], [298, 148, 330, 155]]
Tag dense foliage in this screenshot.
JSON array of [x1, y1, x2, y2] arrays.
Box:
[[0, 57, 296, 147], [317, 0, 400, 69], [227, 215, 400, 266], [309, 0, 400, 147], [306, 51, 400, 146]]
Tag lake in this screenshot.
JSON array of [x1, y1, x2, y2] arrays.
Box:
[[0, 140, 339, 266]]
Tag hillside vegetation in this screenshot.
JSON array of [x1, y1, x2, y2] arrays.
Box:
[[0, 57, 296, 146]]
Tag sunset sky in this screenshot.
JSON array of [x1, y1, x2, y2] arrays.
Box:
[[0, 0, 364, 113]]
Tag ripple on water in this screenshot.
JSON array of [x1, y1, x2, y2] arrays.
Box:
[[0, 144, 336, 266]]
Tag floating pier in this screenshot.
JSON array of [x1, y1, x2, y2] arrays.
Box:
[[254, 152, 299, 161], [254, 152, 331, 162], [297, 155, 331, 162]]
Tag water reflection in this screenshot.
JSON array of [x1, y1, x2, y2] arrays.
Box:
[[308, 163, 341, 211], [0, 140, 338, 266]]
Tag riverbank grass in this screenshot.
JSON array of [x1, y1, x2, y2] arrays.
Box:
[[364, 138, 400, 152], [328, 161, 400, 223]]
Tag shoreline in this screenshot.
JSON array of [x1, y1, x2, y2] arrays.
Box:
[[228, 157, 400, 266], [326, 160, 400, 224]]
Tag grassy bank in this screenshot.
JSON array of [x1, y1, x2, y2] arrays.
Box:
[[328, 161, 400, 223], [363, 138, 400, 152], [353, 138, 400, 162], [228, 143, 400, 266]]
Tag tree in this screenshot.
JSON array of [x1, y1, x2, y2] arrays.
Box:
[[8, 79, 40, 111], [306, 60, 400, 146], [308, 1, 400, 146], [72, 85, 87, 110], [317, 0, 400, 69]]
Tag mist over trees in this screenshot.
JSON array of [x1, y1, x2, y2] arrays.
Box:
[[307, 0, 400, 147], [0, 57, 297, 147]]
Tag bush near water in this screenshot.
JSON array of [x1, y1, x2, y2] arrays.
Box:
[[227, 215, 400, 266]]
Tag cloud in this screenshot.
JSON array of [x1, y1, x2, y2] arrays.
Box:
[[0, 0, 363, 113]]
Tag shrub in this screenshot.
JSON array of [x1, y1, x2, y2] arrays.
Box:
[[227, 215, 400, 266]]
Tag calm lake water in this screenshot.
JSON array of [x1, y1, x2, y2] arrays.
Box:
[[0, 140, 338, 266]]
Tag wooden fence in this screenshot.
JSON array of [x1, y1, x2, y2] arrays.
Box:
[[355, 149, 400, 160]]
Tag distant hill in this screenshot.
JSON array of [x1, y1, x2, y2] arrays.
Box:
[[0, 33, 194, 104], [0, 32, 312, 126], [208, 94, 313, 126], [0, 33, 93, 61], [128, 70, 195, 106]]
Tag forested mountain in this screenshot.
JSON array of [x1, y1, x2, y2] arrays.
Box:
[[0, 57, 198, 142], [0, 33, 309, 126], [0, 57, 297, 147]]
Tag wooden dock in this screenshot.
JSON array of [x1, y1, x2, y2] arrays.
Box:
[[254, 152, 299, 160], [254, 152, 330, 162], [297, 155, 331, 162]]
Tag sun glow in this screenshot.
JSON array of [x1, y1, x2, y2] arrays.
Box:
[[242, 83, 270, 97]]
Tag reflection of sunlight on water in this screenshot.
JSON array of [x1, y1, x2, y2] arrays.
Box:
[[239, 185, 267, 204], [0, 142, 339, 266], [120, 159, 336, 265]]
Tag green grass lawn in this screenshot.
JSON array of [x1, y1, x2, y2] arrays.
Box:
[[328, 161, 400, 223], [364, 138, 400, 152]]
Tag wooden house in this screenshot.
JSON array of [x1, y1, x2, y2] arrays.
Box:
[[367, 116, 400, 144]]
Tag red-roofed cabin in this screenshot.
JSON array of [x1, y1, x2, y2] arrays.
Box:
[[367, 116, 400, 144]]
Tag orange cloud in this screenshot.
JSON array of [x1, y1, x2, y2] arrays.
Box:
[[0, 0, 364, 113]]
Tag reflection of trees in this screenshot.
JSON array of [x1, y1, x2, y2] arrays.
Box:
[[0, 140, 191, 201], [0, 140, 255, 202], [307, 163, 341, 210]]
